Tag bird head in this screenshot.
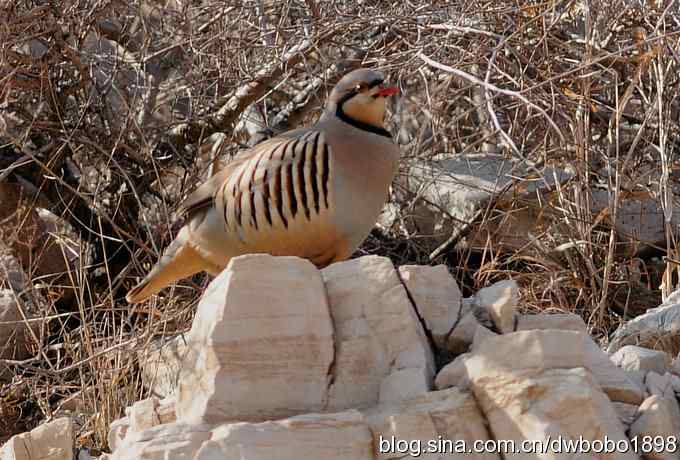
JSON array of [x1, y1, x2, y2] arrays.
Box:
[[327, 68, 399, 130]]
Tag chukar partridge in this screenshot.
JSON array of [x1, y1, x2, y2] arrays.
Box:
[[126, 68, 400, 303]]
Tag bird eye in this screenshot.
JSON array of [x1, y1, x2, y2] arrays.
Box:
[[354, 83, 367, 92]]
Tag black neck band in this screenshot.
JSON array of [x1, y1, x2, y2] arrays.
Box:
[[335, 91, 391, 138]]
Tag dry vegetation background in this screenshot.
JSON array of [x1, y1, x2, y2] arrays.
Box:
[[1, 0, 679, 451]]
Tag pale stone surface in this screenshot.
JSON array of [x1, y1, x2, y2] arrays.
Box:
[[128, 397, 177, 434], [171, 255, 437, 426], [446, 300, 483, 355], [516, 312, 587, 333], [671, 374, 680, 394], [110, 390, 500, 460], [466, 330, 644, 404], [108, 417, 130, 453], [435, 353, 471, 390], [471, 325, 498, 351], [1, 417, 74, 460], [611, 346, 671, 375], [379, 367, 432, 404], [671, 357, 680, 377], [110, 422, 213, 460], [138, 334, 187, 398], [475, 280, 518, 333], [177, 255, 334, 423], [607, 297, 680, 356], [322, 256, 435, 411], [612, 402, 640, 428], [466, 365, 638, 460], [625, 369, 647, 397], [196, 411, 373, 459], [591, 190, 680, 255], [580, 336, 647, 404], [108, 397, 176, 453], [101, 257, 680, 460], [645, 372, 677, 405], [398, 264, 461, 347], [364, 388, 498, 460], [629, 395, 680, 460]]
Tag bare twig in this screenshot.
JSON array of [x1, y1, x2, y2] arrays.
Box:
[[166, 30, 339, 151], [417, 52, 567, 146]]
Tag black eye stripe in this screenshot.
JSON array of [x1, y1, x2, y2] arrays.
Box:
[[337, 77, 386, 107], [367, 78, 383, 89], [356, 79, 384, 92]]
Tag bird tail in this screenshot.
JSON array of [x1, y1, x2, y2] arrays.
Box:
[[126, 233, 212, 303]]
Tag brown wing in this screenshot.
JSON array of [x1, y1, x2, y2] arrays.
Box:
[[176, 137, 285, 218], [218, 129, 332, 234]]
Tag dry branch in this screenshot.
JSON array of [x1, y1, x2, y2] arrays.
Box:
[[165, 31, 337, 152], [417, 52, 567, 147]]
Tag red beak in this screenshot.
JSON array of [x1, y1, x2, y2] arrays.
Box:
[[376, 86, 399, 97]]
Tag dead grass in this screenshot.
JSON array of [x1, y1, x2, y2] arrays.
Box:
[[1, 0, 679, 450]]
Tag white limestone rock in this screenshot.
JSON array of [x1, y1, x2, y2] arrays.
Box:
[[128, 397, 177, 434], [612, 402, 640, 428], [445, 299, 484, 355], [464, 362, 637, 460], [435, 353, 471, 390], [399, 154, 572, 252], [110, 422, 213, 460], [108, 396, 176, 453], [671, 373, 680, 394], [322, 256, 435, 410], [611, 346, 671, 376], [108, 417, 130, 453], [607, 296, 680, 356], [629, 395, 680, 460], [471, 325, 498, 351], [466, 330, 644, 404], [176, 255, 335, 423], [645, 372, 680, 418], [516, 312, 587, 333], [196, 411, 373, 459], [475, 279, 519, 333], [1, 417, 74, 460], [364, 388, 498, 460], [398, 264, 461, 347]]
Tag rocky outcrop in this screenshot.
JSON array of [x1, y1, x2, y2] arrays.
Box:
[[174, 255, 435, 424], [0, 417, 74, 460], [321, 256, 435, 408], [6, 255, 680, 459], [103, 259, 680, 458], [397, 264, 461, 347], [608, 292, 680, 356], [176, 255, 335, 423], [629, 395, 680, 460]]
